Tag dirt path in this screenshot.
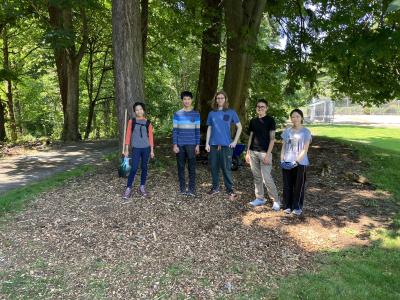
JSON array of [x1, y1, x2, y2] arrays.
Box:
[[0, 140, 118, 194], [0, 138, 395, 298]]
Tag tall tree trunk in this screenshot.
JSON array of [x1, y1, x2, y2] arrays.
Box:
[[223, 0, 266, 122], [48, 4, 68, 116], [196, 0, 222, 140], [141, 0, 148, 59], [63, 60, 80, 141], [112, 0, 144, 148], [49, 5, 88, 141], [2, 27, 17, 141], [84, 44, 110, 139], [0, 98, 6, 142]]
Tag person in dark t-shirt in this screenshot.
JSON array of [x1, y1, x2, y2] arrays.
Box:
[[245, 99, 281, 210]]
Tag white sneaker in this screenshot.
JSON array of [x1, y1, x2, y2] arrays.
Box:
[[283, 208, 291, 214], [272, 202, 281, 211], [292, 209, 302, 216]]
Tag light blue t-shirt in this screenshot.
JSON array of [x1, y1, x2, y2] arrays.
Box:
[[206, 109, 240, 146], [282, 127, 312, 165]]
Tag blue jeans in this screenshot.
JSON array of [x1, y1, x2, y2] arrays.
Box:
[[127, 147, 150, 188]]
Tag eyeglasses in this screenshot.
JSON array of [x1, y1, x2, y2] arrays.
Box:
[[216, 97, 225, 100], [256, 105, 266, 109]]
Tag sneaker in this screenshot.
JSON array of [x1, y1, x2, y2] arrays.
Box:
[[228, 192, 238, 200], [283, 208, 291, 214], [272, 202, 281, 211], [122, 187, 132, 200], [249, 198, 266, 207], [138, 186, 149, 198], [179, 190, 188, 196], [187, 191, 196, 197], [207, 188, 220, 195], [292, 209, 302, 216]]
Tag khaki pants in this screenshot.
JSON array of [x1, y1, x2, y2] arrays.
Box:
[[249, 150, 280, 204]]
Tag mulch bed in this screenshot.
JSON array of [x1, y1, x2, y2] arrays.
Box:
[[0, 138, 395, 298]]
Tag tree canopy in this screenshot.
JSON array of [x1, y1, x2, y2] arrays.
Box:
[[0, 0, 398, 142]]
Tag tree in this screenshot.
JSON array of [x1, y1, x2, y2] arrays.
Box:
[[141, 0, 148, 59], [195, 0, 222, 139], [307, 0, 400, 105], [0, 96, 6, 141], [47, 1, 88, 141], [223, 0, 267, 122], [112, 0, 144, 146], [2, 26, 18, 141]]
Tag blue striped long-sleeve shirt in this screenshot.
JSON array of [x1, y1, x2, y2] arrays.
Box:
[[172, 109, 200, 146]]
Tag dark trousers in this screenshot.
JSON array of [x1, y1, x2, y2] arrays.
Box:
[[209, 146, 233, 193], [127, 147, 150, 188], [282, 165, 307, 210], [176, 145, 196, 192]]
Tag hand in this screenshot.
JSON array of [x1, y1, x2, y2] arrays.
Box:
[[195, 145, 200, 155], [173, 145, 179, 154], [205, 144, 210, 152], [150, 151, 155, 159], [245, 152, 250, 164], [123, 150, 129, 157], [229, 142, 237, 148], [263, 154, 271, 165]]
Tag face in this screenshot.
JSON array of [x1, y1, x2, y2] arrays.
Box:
[[215, 93, 226, 108], [182, 96, 192, 108], [135, 105, 145, 118], [256, 102, 268, 115], [290, 111, 303, 126]]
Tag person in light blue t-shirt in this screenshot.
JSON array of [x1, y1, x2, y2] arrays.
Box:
[[280, 108, 312, 216], [205, 90, 242, 200]]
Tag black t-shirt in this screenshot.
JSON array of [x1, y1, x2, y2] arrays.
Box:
[[248, 115, 276, 152]]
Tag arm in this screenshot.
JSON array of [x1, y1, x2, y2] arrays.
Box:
[[149, 124, 155, 158], [124, 120, 132, 157], [245, 132, 253, 164], [295, 141, 310, 164], [172, 113, 179, 153], [205, 126, 212, 152], [262, 130, 275, 165], [229, 122, 242, 148], [195, 113, 200, 154], [280, 140, 285, 162]]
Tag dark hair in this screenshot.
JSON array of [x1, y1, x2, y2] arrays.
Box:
[[256, 99, 268, 107], [211, 90, 229, 110], [133, 102, 146, 112], [290, 108, 304, 123], [180, 91, 193, 99]]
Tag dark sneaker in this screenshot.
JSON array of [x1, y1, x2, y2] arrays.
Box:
[[228, 191, 237, 200], [138, 186, 149, 198], [207, 188, 220, 195]]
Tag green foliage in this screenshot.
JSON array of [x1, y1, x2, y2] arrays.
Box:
[[308, 0, 400, 105]]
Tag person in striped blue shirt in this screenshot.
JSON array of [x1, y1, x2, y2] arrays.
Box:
[[173, 91, 200, 196]]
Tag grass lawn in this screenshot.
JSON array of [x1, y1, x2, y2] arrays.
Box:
[[274, 125, 400, 300], [0, 164, 94, 217]]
